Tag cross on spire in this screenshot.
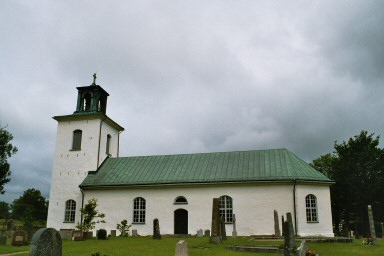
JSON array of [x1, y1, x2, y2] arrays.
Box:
[[92, 73, 97, 85]]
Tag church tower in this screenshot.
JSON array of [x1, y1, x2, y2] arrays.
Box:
[[47, 74, 124, 230]]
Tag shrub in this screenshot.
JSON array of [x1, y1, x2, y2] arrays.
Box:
[[116, 219, 132, 237]]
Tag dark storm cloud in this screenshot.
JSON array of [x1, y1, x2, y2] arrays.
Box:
[[1, 1, 384, 203]]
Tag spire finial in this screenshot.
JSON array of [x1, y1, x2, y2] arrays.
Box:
[[92, 73, 97, 85]]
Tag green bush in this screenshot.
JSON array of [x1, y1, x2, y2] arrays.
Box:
[[96, 229, 107, 240]]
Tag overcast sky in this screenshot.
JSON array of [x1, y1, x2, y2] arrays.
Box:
[[1, 1, 384, 203]]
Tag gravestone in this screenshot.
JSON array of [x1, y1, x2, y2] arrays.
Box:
[[232, 214, 237, 238], [110, 230, 116, 237], [197, 229, 203, 237], [59, 230, 72, 240], [286, 213, 295, 249], [283, 221, 291, 256], [72, 230, 82, 240], [30, 228, 62, 256], [367, 205, 376, 244], [296, 240, 308, 256], [209, 198, 221, 244], [220, 216, 227, 240], [0, 233, 7, 245], [204, 229, 210, 236], [153, 218, 161, 239], [132, 229, 138, 236], [281, 215, 285, 236], [274, 210, 281, 237], [175, 240, 188, 256], [12, 230, 27, 246]]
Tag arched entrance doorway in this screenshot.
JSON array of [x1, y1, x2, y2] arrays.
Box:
[[174, 209, 188, 235]]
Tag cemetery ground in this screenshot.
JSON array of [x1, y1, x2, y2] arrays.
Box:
[[1, 236, 383, 256]]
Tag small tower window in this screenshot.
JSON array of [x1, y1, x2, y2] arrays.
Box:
[[106, 134, 112, 155], [64, 199, 76, 223], [83, 93, 92, 111], [72, 130, 82, 150], [174, 196, 188, 204]]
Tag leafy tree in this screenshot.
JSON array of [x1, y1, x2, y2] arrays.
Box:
[[0, 201, 10, 219], [77, 198, 105, 234], [0, 125, 18, 194], [116, 219, 132, 236], [11, 188, 48, 221], [312, 131, 384, 236]]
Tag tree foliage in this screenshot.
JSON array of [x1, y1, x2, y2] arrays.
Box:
[[0, 201, 10, 219], [77, 198, 106, 233], [116, 219, 132, 236], [312, 131, 384, 236], [0, 125, 18, 194], [11, 188, 48, 221]]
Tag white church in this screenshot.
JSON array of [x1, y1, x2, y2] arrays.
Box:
[[47, 77, 334, 237]]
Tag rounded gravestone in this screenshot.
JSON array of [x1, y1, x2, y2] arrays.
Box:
[[30, 228, 62, 256]]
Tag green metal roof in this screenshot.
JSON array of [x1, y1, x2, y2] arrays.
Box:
[[80, 148, 332, 189]]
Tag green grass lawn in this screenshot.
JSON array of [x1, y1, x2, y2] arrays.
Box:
[[0, 236, 383, 256]]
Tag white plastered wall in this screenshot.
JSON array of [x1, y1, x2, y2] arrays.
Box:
[[47, 117, 121, 230], [82, 183, 333, 237]]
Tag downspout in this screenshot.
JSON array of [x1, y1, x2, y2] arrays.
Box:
[[80, 188, 84, 234], [117, 131, 122, 157], [97, 117, 107, 168], [293, 179, 298, 236]]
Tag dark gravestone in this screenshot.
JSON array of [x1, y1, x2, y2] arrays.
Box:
[[0, 233, 7, 245], [204, 229, 210, 236], [232, 214, 237, 238], [30, 228, 62, 256], [274, 210, 281, 237], [12, 230, 27, 246], [209, 198, 221, 244], [153, 218, 161, 239], [281, 215, 285, 236], [220, 216, 227, 240], [286, 213, 295, 249], [283, 221, 291, 256], [110, 230, 116, 237]]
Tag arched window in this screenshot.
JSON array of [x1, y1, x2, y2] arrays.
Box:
[[83, 93, 92, 111], [174, 196, 188, 204], [133, 197, 146, 223], [106, 134, 112, 155], [72, 130, 82, 150], [306, 194, 318, 222], [219, 195, 233, 223], [64, 200, 76, 223]]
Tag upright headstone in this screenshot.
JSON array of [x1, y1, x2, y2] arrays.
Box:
[[220, 216, 227, 240], [12, 230, 27, 246], [281, 215, 285, 236], [283, 221, 290, 256], [197, 229, 203, 237], [30, 228, 62, 256], [132, 229, 138, 236], [286, 212, 295, 249], [0, 233, 7, 245], [209, 198, 221, 244], [58, 230, 72, 240], [110, 230, 116, 237], [175, 240, 188, 256], [367, 205, 376, 244], [204, 229, 210, 236], [232, 214, 237, 238], [274, 210, 281, 237], [296, 240, 308, 256], [153, 218, 161, 239]]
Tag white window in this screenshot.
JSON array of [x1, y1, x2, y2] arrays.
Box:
[[306, 194, 318, 222], [219, 195, 233, 223], [133, 197, 146, 223], [64, 200, 76, 223]]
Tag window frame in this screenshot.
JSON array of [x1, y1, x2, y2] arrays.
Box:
[[64, 199, 76, 223], [219, 195, 233, 223], [106, 134, 112, 155], [305, 194, 318, 223], [72, 129, 82, 150], [174, 196, 188, 205], [133, 197, 146, 224]]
